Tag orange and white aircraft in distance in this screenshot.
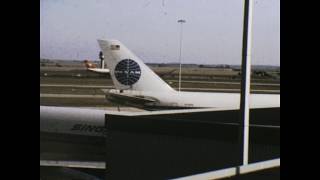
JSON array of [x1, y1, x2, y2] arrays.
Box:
[[83, 59, 110, 73]]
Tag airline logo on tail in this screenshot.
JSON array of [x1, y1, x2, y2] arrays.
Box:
[[98, 39, 174, 92], [114, 59, 141, 86]]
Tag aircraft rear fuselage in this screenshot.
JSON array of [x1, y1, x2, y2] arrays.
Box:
[[107, 89, 280, 110]]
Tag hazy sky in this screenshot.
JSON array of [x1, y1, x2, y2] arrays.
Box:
[[40, 0, 280, 65]]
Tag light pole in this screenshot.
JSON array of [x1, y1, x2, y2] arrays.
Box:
[[177, 19, 186, 92]]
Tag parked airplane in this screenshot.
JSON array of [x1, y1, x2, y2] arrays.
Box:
[[83, 60, 110, 74], [40, 39, 280, 166], [40, 106, 107, 173], [97, 39, 280, 110]]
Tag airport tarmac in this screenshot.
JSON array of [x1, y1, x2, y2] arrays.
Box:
[[40, 65, 279, 103], [40, 72, 279, 107], [40, 84, 280, 93]]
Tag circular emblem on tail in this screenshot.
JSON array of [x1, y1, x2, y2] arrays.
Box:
[[114, 59, 141, 86]]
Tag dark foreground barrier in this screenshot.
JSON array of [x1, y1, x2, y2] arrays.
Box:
[[105, 107, 279, 179]]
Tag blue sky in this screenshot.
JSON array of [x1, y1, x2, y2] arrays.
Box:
[[40, 0, 280, 65]]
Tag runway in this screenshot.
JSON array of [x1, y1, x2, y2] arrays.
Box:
[[41, 84, 114, 89], [40, 86, 280, 99], [40, 93, 105, 98], [40, 78, 280, 94], [167, 80, 280, 86], [40, 81, 279, 88]]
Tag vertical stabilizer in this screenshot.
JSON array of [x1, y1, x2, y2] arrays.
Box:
[[98, 39, 174, 92]]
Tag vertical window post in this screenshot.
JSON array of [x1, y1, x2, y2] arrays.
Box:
[[239, 0, 254, 165]]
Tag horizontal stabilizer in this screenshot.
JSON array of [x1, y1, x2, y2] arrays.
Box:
[[105, 89, 158, 105]]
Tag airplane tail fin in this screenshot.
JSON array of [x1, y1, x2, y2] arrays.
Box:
[[97, 39, 174, 92]]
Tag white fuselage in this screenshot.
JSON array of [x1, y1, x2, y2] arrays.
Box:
[[40, 106, 106, 137], [110, 89, 280, 109], [88, 68, 110, 73]]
